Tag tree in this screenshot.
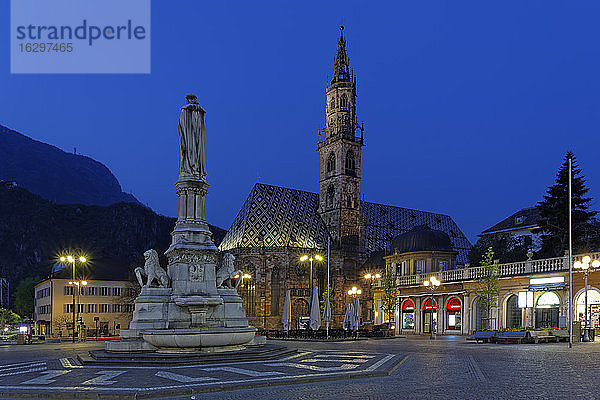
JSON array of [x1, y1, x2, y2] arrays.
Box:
[[468, 234, 529, 266], [0, 308, 21, 331], [319, 285, 333, 314], [14, 277, 39, 318], [380, 266, 399, 328], [475, 247, 499, 330], [536, 152, 599, 258]]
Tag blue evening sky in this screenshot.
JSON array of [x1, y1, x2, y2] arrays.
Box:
[[1, 1, 599, 242]]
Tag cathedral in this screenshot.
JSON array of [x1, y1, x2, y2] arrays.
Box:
[[219, 26, 471, 330]]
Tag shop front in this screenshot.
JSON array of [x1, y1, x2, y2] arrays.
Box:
[[576, 288, 600, 329], [401, 299, 415, 330], [535, 291, 560, 328], [446, 297, 462, 331], [422, 298, 437, 334]]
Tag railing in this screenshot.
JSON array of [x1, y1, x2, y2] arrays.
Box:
[[371, 252, 600, 289]]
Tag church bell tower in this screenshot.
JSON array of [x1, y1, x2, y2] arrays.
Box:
[[318, 25, 364, 248]]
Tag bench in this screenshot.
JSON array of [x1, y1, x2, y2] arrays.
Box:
[[551, 329, 569, 342], [529, 330, 557, 343], [473, 330, 496, 343], [496, 331, 528, 344]]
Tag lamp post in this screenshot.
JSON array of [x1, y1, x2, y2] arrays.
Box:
[[348, 286, 362, 335], [364, 273, 381, 323], [59, 255, 87, 343], [300, 254, 323, 296], [423, 276, 441, 340], [574, 255, 600, 342]]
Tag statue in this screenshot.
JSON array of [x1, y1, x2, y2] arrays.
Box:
[[135, 249, 170, 288], [216, 253, 242, 289], [178, 94, 206, 178]]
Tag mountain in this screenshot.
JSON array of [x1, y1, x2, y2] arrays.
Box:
[[0, 124, 138, 206], [0, 184, 227, 294]]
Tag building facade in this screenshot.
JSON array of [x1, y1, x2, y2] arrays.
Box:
[[219, 26, 471, 330], [373, 250, 600, 335], [34, 278, 135, 338], [480, 207, 542, 251]]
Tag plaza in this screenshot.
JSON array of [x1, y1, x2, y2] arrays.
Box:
[[0, 336, 598, 399]]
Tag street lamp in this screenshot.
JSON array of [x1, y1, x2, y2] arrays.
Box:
[[59, 254, 87, 343], [574, 255, 600, 342], [299, 254, 323, 296], [364, 272, 381, 323], [423, 276, 441, 340]]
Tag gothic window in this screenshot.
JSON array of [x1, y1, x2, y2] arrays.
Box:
[[340, 94, 348, 109], [330, 97, 335, 111], [241, 265, 256, 316], [326, 184, 334, 208], [270, 268, 280, 315], [327, 152, 336, 173], [345, 150, 356, 175], [346, 194, 352, 208]]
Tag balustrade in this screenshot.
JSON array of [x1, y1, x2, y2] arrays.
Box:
[[375, 252, 600, 288]]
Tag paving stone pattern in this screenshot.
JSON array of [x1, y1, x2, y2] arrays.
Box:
[[0, 337, 598, 399]]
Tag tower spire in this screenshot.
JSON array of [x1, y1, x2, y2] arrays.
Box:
[[331, 25, 351, 84]]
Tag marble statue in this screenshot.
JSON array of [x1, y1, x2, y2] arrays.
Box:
[[216, 253, 242, 289], [178, 93, 206, 178], [135, 249, 170, 288]]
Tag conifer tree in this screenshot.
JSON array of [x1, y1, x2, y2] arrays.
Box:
[[536, 152, 598, 258]]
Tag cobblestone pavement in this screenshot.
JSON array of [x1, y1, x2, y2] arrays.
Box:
[[0, 336, 599, 399]]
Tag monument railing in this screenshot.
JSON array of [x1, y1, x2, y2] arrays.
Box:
[[370, 252, 600, 289]]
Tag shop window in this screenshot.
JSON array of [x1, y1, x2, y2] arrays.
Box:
[[535, 291, 560, 328], [576, 289, 600, 329], [401, 300, 415, 329], [446, 298, 462, 330], [423, 298, 437, 333], [505, 294, 522, 328]]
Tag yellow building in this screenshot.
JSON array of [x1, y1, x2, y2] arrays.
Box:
[[34, 276, 135, 338], [370, 228, 600, 336]]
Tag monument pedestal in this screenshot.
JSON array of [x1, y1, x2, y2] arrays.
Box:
[[105, 94, 256, 354]]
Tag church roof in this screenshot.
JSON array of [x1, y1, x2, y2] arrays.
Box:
[[219, 183, 471, 264]]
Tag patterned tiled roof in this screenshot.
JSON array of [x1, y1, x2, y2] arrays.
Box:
[[220, 183, 471, 263]]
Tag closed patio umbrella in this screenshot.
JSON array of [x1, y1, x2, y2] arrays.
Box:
[[282, 290, 292, 332], [343, 304, 352, 331], [354, 298, 361, 332], [323, 295, 332, 338], [309, 286, 321, 331]]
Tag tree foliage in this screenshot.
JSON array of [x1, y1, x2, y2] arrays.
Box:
[[0, 308, 21, 330], [468, 233, 529, 266], [536, 152, 599, 258], [13, 277, 39, 318], [381, 266, 399, 323], [475, 247, 499, 329]]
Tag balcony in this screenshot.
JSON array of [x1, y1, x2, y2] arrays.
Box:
[[371, 252, 600, 289]]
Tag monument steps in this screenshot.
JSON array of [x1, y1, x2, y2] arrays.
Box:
[[81, 343, 295, 366]]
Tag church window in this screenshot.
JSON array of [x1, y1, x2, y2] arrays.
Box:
[[241, 265, 256, 316], [345, 150, 355, 175], [327, 152, 336, 173], [340, 94, 348, 109], [326, 185, 334, 208], [271, 268, 280, 315], [330, 97, 335, 111], [346, 194, 352, 208]]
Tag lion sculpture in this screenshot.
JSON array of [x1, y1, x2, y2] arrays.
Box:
[[216, 253, 242, 289], [135, 249, 170, 288]]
